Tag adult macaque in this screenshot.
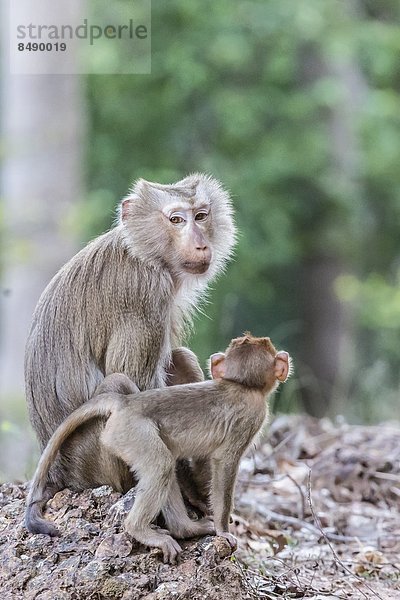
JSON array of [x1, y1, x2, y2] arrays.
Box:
[[24, 174, 236, 524], [26, 334, 291, 563]]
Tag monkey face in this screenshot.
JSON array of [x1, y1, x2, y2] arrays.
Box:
[[163, 204, 213, 275], [119, 174, 236, 282]]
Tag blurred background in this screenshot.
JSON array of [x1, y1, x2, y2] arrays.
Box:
[[1, 0, 400, 481]]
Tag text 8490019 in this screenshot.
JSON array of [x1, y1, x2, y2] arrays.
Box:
[[18, 42, 67, 52]]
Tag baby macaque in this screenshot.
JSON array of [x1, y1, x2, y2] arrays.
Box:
[[26, 334, 291, 563]]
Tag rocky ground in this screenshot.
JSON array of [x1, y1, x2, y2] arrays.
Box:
[[1, 415, 400, 599], [0, 484, 243, 600], [234, 415, 400, 599]]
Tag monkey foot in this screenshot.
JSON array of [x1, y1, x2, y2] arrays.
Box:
[[195, 516, 215, 535], [159, 535, 182, 564], [169, 517, 215, 539], [126, 525, 182, 564]]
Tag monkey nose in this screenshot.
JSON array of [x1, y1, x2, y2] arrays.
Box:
[[196, 244, 208, 251]]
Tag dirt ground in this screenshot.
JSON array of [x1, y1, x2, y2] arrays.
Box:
[[1, 415, 400, 599], [234, 415, 400, 599]]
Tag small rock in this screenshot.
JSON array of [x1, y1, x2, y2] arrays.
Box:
[[25, 534, 53, 552], [202, 536, 233, 564], [70, 518, 99, 539], [100, 576, 130, 597], [147, 581, 185, 599], [48, 489, 74, 510], [57, 555, 81, 571], [65, 508, 83, 519], [106, 488, 136, 525], [79, 559, 110, 581], [35, 591, 70, 600], [95, 533, 132, 559], [177, 558, 196, 577], [92, 485, 114, 498], [36, 554, 58, 571], [198, 536, 234, 568], [57, 539, 86, 554]]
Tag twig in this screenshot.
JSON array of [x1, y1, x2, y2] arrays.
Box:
[[237, 474, 287, 486], [266, 555, 308, 591], [240, 499, 363, 543], [238, 558, 307, 598], [306, 468, 384, 600], [233, 559, 259, 598], [266, 431, 296, 458], [285, 473, 306, 519], [372, 471, 400, 482], [232, 557, 266, 599]]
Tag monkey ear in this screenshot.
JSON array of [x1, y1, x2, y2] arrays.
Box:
[[121, 198, 132, 221], [274, 351, 290, 382], [210, 353, 226, 379], [120, 195, 141, 221]]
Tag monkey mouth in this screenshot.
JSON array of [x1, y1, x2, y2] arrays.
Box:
[[182, 261, 210, 274]]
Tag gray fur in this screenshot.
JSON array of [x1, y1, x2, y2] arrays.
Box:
[[24, 173, 236, 519]]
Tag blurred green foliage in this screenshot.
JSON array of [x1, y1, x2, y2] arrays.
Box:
[[76, 0, 400, 420]]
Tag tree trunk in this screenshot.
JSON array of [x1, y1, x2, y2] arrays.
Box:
[[300, 258, 350, 418], [0, 1, 85, 401], [299, 5, 366, 417]]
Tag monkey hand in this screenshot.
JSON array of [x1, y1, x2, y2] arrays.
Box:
[[274, 351, 291, 382], [216, 531, 237, 550]]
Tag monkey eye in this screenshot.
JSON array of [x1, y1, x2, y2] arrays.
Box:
[[169, 215, 184, 224], [195, 211, 209, 222]]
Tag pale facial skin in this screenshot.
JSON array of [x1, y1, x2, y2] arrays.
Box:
[[162, 202, 212, 274]]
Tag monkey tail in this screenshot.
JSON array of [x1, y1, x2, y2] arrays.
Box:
[[25, 396, 118, 536]]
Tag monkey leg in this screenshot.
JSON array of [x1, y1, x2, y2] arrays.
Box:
[[94, 373, 140, 396], [166, 349, 213, 515], [101, 416, 182, 563], [191, 458, 212, 513], [162, 473, 215, 540], [124, 467, 182, 563], [176, 459, 210, 515], [210, 456, 239, 550], [166, 347, 204, 386], [124, 477, 182, 565]]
